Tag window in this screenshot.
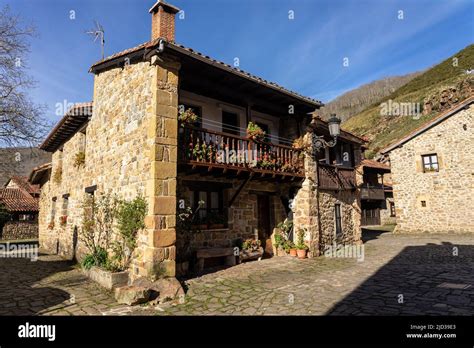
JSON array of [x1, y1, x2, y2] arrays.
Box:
[[190, 189, 223, 220], [222, 111, 240, 135], [179, 103, 202, 128], [62, 194, 69, 216], [19, 214, 35, 221], [51, 197, 57, 220], [422, 154, 439, 172], [389, 202, 396, 217], [421, 200, 427, 207], [334, 203, 342, 236]]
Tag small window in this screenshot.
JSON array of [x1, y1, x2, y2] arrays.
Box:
[[222, 111, 240, 135], [62, 194, 69, 216], [389, 202, 396, 217], [422, 154, 439, 172], [51, 197, 57, 220], [335, 203, 342, 236], [189, 188, 225, 225], [421, 200, 427, 207]]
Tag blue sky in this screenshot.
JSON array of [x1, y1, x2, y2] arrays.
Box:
[[3, 0, 473, 124]]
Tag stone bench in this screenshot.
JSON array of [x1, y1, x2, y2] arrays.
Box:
[[196, 247, 236, 272]]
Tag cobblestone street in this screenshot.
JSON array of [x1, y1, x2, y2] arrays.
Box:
[[0, 231, 473, 316]]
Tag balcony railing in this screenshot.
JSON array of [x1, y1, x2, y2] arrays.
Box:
[[360, 184, 386, 200], [179, 125, 305, 177], [317, 163, 356, 190]]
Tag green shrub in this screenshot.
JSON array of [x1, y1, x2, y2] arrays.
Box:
[[81, 254, 96, 270]]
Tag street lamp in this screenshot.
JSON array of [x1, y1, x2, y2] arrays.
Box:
[[314, 113, 341, 150]]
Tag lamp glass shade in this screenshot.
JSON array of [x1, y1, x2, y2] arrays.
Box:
[[328, 114, 341, 137]]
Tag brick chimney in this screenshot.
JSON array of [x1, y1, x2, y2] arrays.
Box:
[[149, 1, 180, 42]]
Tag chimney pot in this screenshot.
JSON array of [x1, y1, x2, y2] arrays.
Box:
[[149, 1, 180, 42]]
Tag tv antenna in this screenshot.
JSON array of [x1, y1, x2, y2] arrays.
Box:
[[86, 20, 105, 59]]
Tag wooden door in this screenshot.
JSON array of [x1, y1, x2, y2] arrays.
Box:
[[257, 195, 272, 256], [361, 208, 381, 226]]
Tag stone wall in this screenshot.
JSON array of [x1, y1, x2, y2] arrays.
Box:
[[176, 174, 293, 265], [292, 132, 362, 255], [318, 189, 361, 247], [0, 221, 38, 240], [380, 196, 396, 225], [38, 58, 175, 278], [389, 103, 474, 233]]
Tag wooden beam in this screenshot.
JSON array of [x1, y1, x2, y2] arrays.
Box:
[[228, 174, 253, 208]]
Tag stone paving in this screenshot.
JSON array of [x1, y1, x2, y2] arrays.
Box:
[[0, 231, 473, 315]]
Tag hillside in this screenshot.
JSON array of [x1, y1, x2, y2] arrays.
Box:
[[0, 148, 51, 186], [320, 72, 422, 122], [342, 44, 474, 157]]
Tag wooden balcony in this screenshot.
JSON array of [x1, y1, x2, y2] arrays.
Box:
[[317, 163, 356, 190], [360, 184, 386, 200], [178, 125, 305, 180]]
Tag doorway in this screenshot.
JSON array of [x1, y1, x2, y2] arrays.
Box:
[[257, 195, 272, 256]]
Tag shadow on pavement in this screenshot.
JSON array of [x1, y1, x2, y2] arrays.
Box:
[[327, 242, 474, 315], [0, 251, 74, 315]]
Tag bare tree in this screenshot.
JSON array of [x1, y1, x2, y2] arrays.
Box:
[[0, 5, 49, 146]]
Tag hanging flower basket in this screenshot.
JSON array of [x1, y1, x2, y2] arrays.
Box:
[[246, 122, 265, 142], [178, 108, 198, 126]]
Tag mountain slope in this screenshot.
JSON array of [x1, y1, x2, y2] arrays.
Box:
[[342, 44, 474, 157], [320, 72, 422, 122]]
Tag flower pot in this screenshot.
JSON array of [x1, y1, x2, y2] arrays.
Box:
[[297, 249, 307, 259], [289, 249, 297, 257]]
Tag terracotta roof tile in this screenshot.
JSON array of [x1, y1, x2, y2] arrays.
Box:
[[0, 188, 38, 212], [7, 176, 40, 194], [359, 159, 391, 171]]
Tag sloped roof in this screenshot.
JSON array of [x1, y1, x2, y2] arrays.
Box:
[[40, 102, 93, 152], [89, 38, 323, 108], [0, 188, 38, 212], [28, 162, 52, 185], [309, 117, 367, 144], [6, 176, 40, 195], [358, 159, 391, 172], [381, 96, 474, 154]]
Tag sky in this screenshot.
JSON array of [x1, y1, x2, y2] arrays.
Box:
[[2, 0, 474, 125]]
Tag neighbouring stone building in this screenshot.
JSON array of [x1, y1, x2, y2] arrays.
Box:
[[381, 96, 474, 233], [356, 159, 394, 226], [32, 1, 366, 283], [0, 176, 40, 240]]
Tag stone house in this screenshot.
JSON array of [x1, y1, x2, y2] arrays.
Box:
[[381, 96, 474, 233], [32, 1, 366, 281], [0, 176, 40, 240], [356, 159, 394, 226]]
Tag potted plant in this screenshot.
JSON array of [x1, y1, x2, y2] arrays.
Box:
[[273, 231, 286, 256], [240, 239, 264, 263], [295, 229, 309, 259], [246, 122, 265, 142], [289, 241, 297, 257], [242, 239, 261, 252], [178, 108, 198, 127]]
